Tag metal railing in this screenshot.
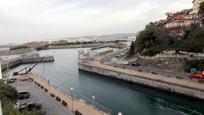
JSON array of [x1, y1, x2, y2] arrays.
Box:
[[78, 95, 112, 115], [34, 74, 112, 115]]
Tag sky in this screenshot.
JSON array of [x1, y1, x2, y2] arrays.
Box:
[[0, 0, 193, 44]]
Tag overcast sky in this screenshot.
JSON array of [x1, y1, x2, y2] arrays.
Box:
[[0, 0, 192, 43]]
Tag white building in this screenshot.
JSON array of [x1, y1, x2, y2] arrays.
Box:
[[90, 47, 113, 58], [192, 0, 204, 13]]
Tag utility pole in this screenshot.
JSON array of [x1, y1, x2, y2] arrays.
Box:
[[0, 63, 3, 115], [0, 99, 2, 115], [70, 88, 74, 112]]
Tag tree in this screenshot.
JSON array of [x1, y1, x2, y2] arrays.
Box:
[[199, 1, 204, 14], [0, 81, 45, 115], [0, 80, 18, 103], [185, 59, 204, 72], [132, 22, 171, 56], [181, 27, 204, 52], [127, 41, 135, 57]]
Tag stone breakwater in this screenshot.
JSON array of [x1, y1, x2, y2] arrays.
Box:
[[79, 61, 204, 100], [1, 56, 54, 71]]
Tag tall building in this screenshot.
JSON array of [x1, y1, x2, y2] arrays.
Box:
[[192, 0, 204, 13]]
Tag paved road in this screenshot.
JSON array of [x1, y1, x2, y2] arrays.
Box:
[[99, 48, 128, 64], [109, 63, 190, 79], [99, 49, 190, 80], [10, 80, 73, 115]]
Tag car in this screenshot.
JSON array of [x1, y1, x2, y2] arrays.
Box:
[[6, 79, 16, 84], [131, 63, 140, 67], [189, 72, 204, 79], [18, 92, 30, 100], [19, 102, 42, 112]]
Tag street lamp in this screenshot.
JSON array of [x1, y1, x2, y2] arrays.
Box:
[[0, 100, 2, 115], [70, 88, 74, 112], [118, 112, 123, 115], [92, 95, 95, 106]]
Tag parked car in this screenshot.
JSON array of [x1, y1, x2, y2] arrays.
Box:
[[189, 71, 204, 79], [6, 79, 16, 84], [18, 92, 30, 100], [131, 63, 140, 67], [19, 102, 42, 112]]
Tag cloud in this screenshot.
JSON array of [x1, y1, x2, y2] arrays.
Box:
[[0, 0, 192, 43]]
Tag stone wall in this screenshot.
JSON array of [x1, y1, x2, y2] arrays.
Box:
[[136, 57, 185, 72]]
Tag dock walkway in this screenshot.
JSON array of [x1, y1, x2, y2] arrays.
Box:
[[26, 73, 110, 115]]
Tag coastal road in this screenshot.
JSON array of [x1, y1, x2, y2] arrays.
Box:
[[109, 63, 189, 79], [99, 48, 128, 64], [99, 48, 190, 80]]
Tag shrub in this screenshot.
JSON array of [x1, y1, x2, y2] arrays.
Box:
[[56, 97, 61, 102]]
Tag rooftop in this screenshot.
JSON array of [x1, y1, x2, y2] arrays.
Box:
[[92, 47, 113, 54]]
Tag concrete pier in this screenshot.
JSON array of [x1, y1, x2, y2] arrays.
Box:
[[10, 73, 111, 115], [79, 61, 204, 100]]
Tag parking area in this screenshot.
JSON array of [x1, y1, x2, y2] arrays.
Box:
[[9, 80, 73, 115]]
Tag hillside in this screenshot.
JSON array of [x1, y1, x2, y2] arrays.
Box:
[[128, 23, 204, 57]]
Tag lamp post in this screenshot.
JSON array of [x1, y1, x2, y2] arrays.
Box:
[[0, 100, 2, 115], [0, 63, 3, 115], [70, 88, 74, 112], [92, 95, 95, 106], [48, 79, 50, 94], [118, 112, 123, 115]]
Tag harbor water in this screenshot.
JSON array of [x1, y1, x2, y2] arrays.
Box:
[[7, 49, 204, 115]]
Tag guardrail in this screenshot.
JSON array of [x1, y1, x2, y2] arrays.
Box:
[[78, 95, 112, 115]]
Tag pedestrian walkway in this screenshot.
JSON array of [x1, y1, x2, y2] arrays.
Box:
[[28, 73, 110, 115]]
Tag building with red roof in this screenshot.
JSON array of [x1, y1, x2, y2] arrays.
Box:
[[161, 9, 201, 35]]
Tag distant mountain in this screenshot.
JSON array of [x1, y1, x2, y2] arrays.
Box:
[[63, 33, 136, 42]]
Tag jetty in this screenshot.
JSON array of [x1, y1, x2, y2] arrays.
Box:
[[1, 53, 54, 71]]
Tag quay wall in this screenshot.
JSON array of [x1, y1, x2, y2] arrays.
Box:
[[79, 62, 204, 100]]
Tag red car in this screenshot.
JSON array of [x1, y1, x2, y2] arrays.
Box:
[[189, 71, 204, 79]]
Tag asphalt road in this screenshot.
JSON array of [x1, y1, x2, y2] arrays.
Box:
[[110, 63, 190, 79], [10, 80, 73, 115], [100, 49, 190, 80]]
